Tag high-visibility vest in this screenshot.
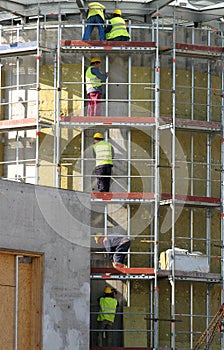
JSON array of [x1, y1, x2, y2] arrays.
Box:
[[86, 66, 102, 92], [87, 2, 105, 21], [97, 297, 118, 323], [94, 141, 113, 167], [106, 17, 130, 40]]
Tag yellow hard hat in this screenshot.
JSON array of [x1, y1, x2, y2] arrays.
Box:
[[113, 9, 122, 16], [93, 132, 104, 139], [95, 232, 103, 244], [104, 286, 112, 294], [91, 57, 101, 64]]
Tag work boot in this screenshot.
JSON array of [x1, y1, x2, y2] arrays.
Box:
[[112, 262, 126, 268]]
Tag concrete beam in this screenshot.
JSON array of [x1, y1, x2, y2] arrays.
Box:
[[0, 0, 81, 17], [0, 0, 25, 16], [158, 5, 223, 23]]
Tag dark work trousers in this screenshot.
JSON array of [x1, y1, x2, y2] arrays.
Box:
[[97, 320, 114, 347], [113, 240, 130, 264], [108, 36, 129, 41], [95, 164, 112, 192]]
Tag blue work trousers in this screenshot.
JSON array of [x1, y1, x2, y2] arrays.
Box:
[[83, 15, 105, 41]]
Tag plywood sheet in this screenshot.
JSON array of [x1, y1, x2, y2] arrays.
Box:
[[0, 254, 15, 286], [0, 285, 15, 350], [18, 261, 32, 349]]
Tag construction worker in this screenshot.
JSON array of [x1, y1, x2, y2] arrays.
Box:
[[97, 286, 118, 347], [82, 2, 106, 41], [95, 232, 130, 268], [105, 9, 130, 41], [93, 132, 114, 192], [85, 57, 109, 116]]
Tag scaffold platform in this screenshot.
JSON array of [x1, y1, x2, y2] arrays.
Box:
[[60, 40, 156, 53], [90, 346, 153, 350], [91, 192, 221, 207], [0, 118, 52, 131], [91, 267, 155, 280]]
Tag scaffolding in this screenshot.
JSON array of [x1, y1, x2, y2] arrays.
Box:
[[0, 2, 224, 349]]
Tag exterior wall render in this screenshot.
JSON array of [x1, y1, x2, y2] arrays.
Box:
[[0, 178, 90, 350]]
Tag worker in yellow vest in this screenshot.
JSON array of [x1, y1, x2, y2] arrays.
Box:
[[105, 9, 130, 41], [97, 286, 118, 347], [82, 2, 106, 40], [93, 132, 114, 192], [85, 57, 109, 116]]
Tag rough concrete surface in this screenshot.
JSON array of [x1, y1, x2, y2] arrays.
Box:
[[0, 179, 90, 350]]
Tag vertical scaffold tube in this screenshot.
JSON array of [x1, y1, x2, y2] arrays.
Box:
[[56, 13, 62, 188], [170, 8, 177, 350], [153, 10, 160, 350], [35, 15, 40, 185], [220, 41, 224, 349]]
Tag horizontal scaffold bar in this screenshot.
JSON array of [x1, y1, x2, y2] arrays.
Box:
[[91, 347, 153, 350], [0, 118, 52, 131], [0, 41, 51, 58], [60, 116, 222, 133], [91, 192, 155, 203], [60, 116, 156, 127], [91, 267, 155, 275], [0, 117, 221, 133], [91, 270, 222, 282], [60, 40, 223, 57], [175, 42, 224, 57], [160, 42, 224, 58], [60, 40, 156, 53], [158, 270, 222, 283], [90, 274, 155, 280], [161, 193, 220, 207], [0, 118, 37, 131], [91, 192, 220, 207], [160, 117, 221, 133]]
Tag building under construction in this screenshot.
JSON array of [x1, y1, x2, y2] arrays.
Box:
[[0, 0, 224, 349]]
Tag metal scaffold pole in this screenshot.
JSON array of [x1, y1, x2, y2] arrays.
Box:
[[53, 50, 58, 187], [221, 44, 224, 349], [153, 11, 160, 349], [205, 28, 212, 340], [35, 15, 41, 185], [171, 8, 177, 350], [56, 13, 62, 188], [189, 27, 195, 349]]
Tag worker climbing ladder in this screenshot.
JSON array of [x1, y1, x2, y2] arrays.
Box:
[[193, 304, 224, 349]]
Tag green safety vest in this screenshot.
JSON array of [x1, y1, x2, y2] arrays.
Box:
[[97, 297, 118, 323], [94, 141, 113, 167], [87, 2, 105, 21], [86, 66, 102, 92], [106, 17, 130, 40]]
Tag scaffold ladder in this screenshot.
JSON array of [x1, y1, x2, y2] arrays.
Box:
[[193, 304, 224, 349]]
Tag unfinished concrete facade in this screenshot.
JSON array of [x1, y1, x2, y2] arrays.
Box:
[[0, 178, 90, 350], [0, 0, 224, 349]]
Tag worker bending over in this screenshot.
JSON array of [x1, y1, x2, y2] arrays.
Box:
[[105, 9, 130, 41], [82, 2, 106, 41], [95, 232, 130, 268], [93, 132, 114, 192]]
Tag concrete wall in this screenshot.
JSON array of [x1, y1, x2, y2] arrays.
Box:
[[0, 178, 90, 350]]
